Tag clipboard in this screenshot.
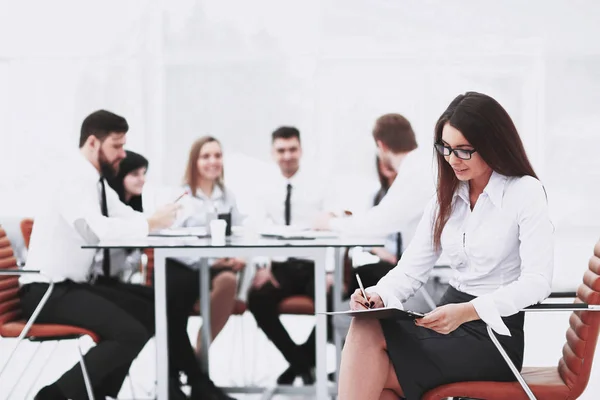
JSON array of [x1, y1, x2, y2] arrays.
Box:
[[322, 307, 425, 321]]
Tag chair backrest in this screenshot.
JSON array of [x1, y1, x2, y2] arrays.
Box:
[[0, 227, 23, 326], [558, 240, 600, 398], [144, 248, 154, 287], [20, 218, 34, 249]]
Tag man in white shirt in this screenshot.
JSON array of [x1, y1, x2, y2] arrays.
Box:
[[314, 114, 445, 345], [316, 113, 436, 295], [246, 127, 333, 385], [18, 110, 184, 400]]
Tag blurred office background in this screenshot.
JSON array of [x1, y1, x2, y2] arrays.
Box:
[[1, 0, 599, 398]]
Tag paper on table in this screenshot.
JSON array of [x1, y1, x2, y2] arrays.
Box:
[[259, 227, 338, 240], [150, 227, 209, 237], [322, 307, 424, 320]]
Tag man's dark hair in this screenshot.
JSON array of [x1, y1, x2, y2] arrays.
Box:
[[372, 114, 417, 153], [79, 110, 129, 148], [271, 126, 300, 143]]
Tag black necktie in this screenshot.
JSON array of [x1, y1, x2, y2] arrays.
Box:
[[285, 183, 292, 226], [99, 177, 111, 277], [396, 232, 403, 262]]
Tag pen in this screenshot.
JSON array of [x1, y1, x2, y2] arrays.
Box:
[[174, 191, 188, 203], [355, 273, 371, 309]]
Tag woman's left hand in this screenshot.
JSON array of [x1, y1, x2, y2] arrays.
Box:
[[415, 303, 479, 335], [230, 258, 246, 272]]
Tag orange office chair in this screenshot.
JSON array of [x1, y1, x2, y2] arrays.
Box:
[[0, 227, 98, 399], [421, 240, 600, 400], [19, 218, 34, 249]]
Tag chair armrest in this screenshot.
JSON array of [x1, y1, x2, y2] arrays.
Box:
[[0, 269, 42, 275], [548, 291, 577, 298], [524, 303, 600, 312], [486, 325, 536, 399]]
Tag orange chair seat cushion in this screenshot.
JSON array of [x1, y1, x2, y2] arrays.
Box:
[[422, 367, 570, 400], [190, 296, 314, 317], [0, 320, 100, 343], [278, 296, 314, 315]]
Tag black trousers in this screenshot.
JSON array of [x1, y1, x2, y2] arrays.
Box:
[[19, 274, 204, 399], [345, 261, 395, 298], [247, 259, 333, 371], [164, 258, 234, 370], [19, 280, 154, 399]]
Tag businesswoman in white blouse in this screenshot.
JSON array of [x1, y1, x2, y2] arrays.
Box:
[[167, 136, 245, 366], [339, 92, 554, 400]]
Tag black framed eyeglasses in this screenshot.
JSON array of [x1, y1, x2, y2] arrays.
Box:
[[434, 143, 477, 160]]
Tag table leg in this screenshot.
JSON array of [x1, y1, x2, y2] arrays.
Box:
[[154, 250, 169, 400], [314, 248, 328, 399], [332, 247, 344, 383], [199, 259, 212, 373]]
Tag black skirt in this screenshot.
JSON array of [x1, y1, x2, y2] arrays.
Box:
[[380, 286, 524, 400]]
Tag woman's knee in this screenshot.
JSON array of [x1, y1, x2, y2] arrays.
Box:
[[379, 389, 401, 400], [212, 271, 237, 295]]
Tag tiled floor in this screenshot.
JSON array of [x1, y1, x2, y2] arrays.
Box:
[[1, 312, 599, 399]]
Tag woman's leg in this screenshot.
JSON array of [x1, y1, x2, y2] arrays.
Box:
[[339, 318, 403, 400], [209, 270, 237, 339], [382, 361, 403, 399], [195, 270, 237, 352], [379, 389, 401, 400]]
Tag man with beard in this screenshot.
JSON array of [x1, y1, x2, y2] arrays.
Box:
[[18, 110, 221, 400]]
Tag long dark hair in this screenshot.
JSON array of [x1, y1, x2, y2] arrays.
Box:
[[433, 92, 538, 249], [106, 150, 148, 212]]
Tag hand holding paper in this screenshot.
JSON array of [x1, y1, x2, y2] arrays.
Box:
[[415, 303, 479, 334]]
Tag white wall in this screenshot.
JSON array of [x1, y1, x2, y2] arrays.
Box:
[[1, 0, 600, 398], [1, 0, 599, 282]]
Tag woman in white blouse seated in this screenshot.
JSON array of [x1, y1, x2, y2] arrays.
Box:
[[168, 136, 245, 362], [108, 148, 238, 399], [339, 92, 554, 400]]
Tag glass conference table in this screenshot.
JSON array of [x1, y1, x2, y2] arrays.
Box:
[[84, 233, 384, 399]]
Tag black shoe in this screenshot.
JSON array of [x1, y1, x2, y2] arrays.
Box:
[[276, 366, 297, 385], [34, 384, 68, 400], [299, 369, 315, 385], [169, 377, 188, 400], [277, 365, 315, 386], [191, 372, 237, 400]]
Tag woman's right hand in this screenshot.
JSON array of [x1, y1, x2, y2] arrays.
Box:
[[349, 289, 384, 310]]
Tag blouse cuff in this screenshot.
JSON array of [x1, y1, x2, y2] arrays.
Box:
[[366, 285, 404, 309], [470, 296, 511, 336]]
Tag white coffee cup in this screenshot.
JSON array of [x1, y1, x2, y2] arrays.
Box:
[[209, 219, 227, 245]]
